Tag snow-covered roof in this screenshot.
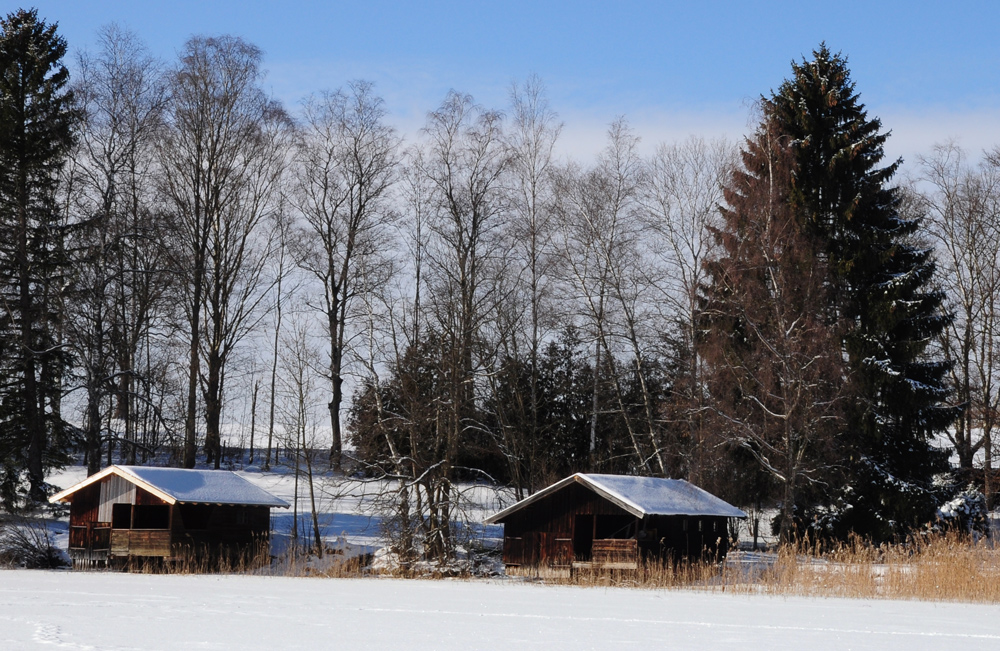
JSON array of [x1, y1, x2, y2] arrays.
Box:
[[49, 465, 289, 508], [485, 473, 746, 523]]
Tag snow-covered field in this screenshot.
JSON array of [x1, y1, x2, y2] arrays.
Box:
[[2, 570, 1000, 650]]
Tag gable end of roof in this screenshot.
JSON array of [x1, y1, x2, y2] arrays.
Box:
[[485, 473, 746, 523]]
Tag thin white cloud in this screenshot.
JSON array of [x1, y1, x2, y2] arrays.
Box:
[[549, 106, 1000, 168], [880, 108, 1000, 165], [552, 108, 749, 162]]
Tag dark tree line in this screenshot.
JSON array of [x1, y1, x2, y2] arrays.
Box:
[[0, 10, 989, 558]]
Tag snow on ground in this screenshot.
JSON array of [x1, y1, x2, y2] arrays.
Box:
[[27, 463, 1000, 649], [2, 570, 1000, 650]]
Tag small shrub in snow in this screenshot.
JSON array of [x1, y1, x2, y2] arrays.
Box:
[[936, 484, 989, 535], [369, 544, 502, 578], [0, 515, 68, 569]]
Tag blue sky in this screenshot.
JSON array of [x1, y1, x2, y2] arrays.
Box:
[[23, 1, 1000, 163]]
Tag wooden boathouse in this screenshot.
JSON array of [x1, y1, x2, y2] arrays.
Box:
[[50, 465, 288, 567], [485, 473, 746, 576]]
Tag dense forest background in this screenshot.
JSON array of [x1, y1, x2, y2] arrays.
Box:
[[2, 9, 996, 554]]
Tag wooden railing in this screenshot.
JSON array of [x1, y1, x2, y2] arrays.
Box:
[[110, 529, 172, 558], [69, 522, 111, 550], [591, 538, 639, 569]]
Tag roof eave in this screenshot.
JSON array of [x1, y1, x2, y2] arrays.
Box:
[[575, 475, 647, 518], [48, 465, 289, 508], [46, 465, 180, 504], [648, 509, 748, 519], [173, 499, 290, 508], [484, 474, 749, 523], [484, 474, 581, 524], [48, 465, 118, 503]]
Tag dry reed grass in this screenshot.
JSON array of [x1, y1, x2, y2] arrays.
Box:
[[162, 545, 368, 578], [736, 533, 1000, 603], [556, 532, 1000, 603], [70, 531, 1000, 604], [86, 540, 276, 575]]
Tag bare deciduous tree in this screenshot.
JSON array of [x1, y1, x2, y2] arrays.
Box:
[[642, 136, 733, 482], [279, 315, 324, 556], [417, 91, 509, 561], [491, 76, 562, 497], [160, 35, 288, 468], [920, 143, 1000, 505], [263, 204, 299, 471], [553, 119, 664, 474], [68, 24, 169, 473], [293, 81, 400, 472]]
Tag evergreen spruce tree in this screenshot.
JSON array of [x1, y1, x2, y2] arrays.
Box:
[[0, 9, 77, 507], [767, 45, 954, 540]]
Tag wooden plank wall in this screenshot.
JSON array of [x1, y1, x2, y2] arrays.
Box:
[[500, 482, 633, 568], [69, 483, 104, 550], [97, 474, 136, 521], [110, 530, 171, 557], [501, 482, 631, 539], [69, 483, 100, 528], [134, 487, 167, 506], [592, 539, 639, 569]]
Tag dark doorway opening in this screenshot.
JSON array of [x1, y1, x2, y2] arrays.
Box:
[[573, 514, 594, 559], [112, 503, 131, 529], [595, 514, 634, 539], [133, 505, 169, 529]]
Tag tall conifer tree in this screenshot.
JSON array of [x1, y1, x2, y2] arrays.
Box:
[[702, 117, 844, 544], [767, 45, 954, 540], [0, 9, 77, 506]]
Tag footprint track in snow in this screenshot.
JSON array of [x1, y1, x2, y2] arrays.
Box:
[[31, 622, 96, 650]]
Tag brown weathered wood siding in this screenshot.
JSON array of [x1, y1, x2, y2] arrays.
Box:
[[171, 504, 271, 559], [69, 483, 100, 526], [68, 483, 105, 551], [591, 538, 639, 569], [134, 487, 167, 506], [501, 483, 632, 537], [499, 482, 636, 568], [110, 529, 172, 557]]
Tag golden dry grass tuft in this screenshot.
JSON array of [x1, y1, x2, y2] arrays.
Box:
[[734, 533, 1000, 603], [95, 541, 275, 575], [555, 532, 1000, 603]]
